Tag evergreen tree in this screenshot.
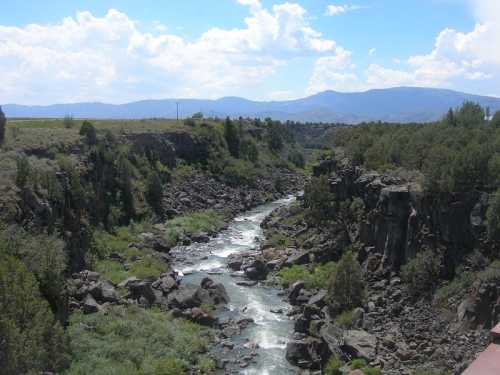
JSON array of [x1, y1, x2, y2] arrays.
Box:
[[224, 117, 240, 158], [79, 120, 97, 146], [492, 111, 500, 128], [329, 250, 364, 311], [0, 105, 6, 145], [146, 171, 163, 214], [0, 254, 69, 374]]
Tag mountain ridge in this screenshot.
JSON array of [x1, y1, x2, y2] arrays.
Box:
[[4, 87, 500, 123]]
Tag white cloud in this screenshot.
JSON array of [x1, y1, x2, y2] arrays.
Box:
[[368, 48, 376, 56], [325, 4, 364, 16], [309, 0, 500, 96], [0, 2, 346, 104]]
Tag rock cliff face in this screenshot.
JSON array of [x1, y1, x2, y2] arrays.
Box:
[[321, 159, 490, 274]]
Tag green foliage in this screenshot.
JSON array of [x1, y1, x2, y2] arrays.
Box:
[[304, 175, 335, 223], [146, 171, 163, 215], [362, 367, 382, 375], [333, 102, 498, 192], [63, 114, 75, 129], [79, 120, 97, 146], [0, 227, 67, 309], [335, 309, 355, 329], [329, 250, 364, 311], [224, 117, 240, 158], [163, 210, 224, 248], [351, 358, 368, 369], [15, 154, 31, 188], [240, 138, 259, 162], [492, 111, 500, 128], [0, 105, 6, 145], [65, 306, 214, 375], [478, 260, 500, 283], [433, 270, 475, 307], [222, 159, 259, 187], [288, 150, 305, 168], [0, 253, 69, 375], [278, 262, 337, 290], [324, 356, 343, 375], [487, 190, 500, 242], [267, 121, 285, 152], [455, 101, 485, 128], [401, 250, 441, 297]]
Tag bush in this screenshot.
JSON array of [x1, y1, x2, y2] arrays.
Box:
[[401, 249, 441, 297], [324, 356, 343, 375], [79, 120, 97, 146], [335, 309, 355, 329], [240, 138, 259, 162], [487, 191, 500, 242], [278, 262, 337, 290], [433, 270, 474, 307], [65, 306, 214, 375], [224, 117, 240, 158], [351, 358, 367, 369], [16, 155, 31, 188], [288, 150, 305, 168], [222, 159, 258, 187], [63, 114, 75, 129], [329, 250, 364, 311], [0, 254, 69, 374], [304, 175, 335, 223], [146, 171, 163, 214]]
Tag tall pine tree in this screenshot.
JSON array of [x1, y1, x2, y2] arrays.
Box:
[[0, 105, 6, 145]]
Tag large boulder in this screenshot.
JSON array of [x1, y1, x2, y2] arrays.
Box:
[[89, 280, 119, 303], [341, 330, 377, 361], [285, 337, 325, 369], [243, 258, 268, 280]]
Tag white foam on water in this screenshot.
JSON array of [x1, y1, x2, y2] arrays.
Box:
[[180, 259, 223, 273], [229, 229, 259, 247], [212, 247, 238, 258], [256, 329, 287, 350]]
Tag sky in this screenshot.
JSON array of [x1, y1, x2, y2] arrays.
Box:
[[0, 0, 499, 105]]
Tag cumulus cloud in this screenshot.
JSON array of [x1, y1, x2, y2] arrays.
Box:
[[310, 0, 500, 96], [0, 2, 346, 104], [325, 4, 364, 16]]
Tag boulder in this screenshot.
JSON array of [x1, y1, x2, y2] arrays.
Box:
[[128, 280, 156, 306], [83, 294, 100, 314], [228, 254, 244, 271], [89, 280, 119, 303], [342, 330, 377, 361], [243, 258, 268, 280], [289, 281, 305, 305], [168, 284, 201, 309]]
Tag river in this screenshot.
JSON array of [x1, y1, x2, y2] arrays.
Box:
[[172, 195, 298, 374]]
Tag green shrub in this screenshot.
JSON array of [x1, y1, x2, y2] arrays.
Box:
[[324, 356, 343, 375], [433, 270, 475, 307], [401, 250, 441, 297], [222, 159, 258, 187], [304, 175, 335, 223], [329, 250, 364, 311], [65, 306, 213, 375], [224, 117, 240, 158], [288, 150, 305, 168], [16, 155, 31, 187], [0, 105, 6, 145], [278, 262, 337, 290], [0, 254, 69, 375], [146, 171, 163, 214], [487, 191, 500, 242], [335, 309, 355, 329], [351, 358, 367, 369], [80, 120, 97, 146], [362, 366, 382, 375]]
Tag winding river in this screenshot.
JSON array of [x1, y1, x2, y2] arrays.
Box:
[[172, 196, 298, 374]]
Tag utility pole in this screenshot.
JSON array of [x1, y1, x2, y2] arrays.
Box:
[[176, 102, 179, 122]]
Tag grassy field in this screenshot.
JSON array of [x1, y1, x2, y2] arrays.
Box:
[[2, 118, 189, 150]]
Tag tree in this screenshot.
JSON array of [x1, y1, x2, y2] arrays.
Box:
[[224, 117, 240, 158], [0, 254, 69, 374], [267, 122, 284, 152], [0, 105, 6, 145], [329, 250, 364, 311], [146, 171, 163, 214], [401, 249, 441, 297], [487, 190, 500, 242], [15, 155, 31, 188], [304, 175, 335, 223], [240, 138, 259, 163], [63, 114, 75, 129], [455, 101, 485, 128], [491, 111, 500, 128], [443, 108, 456, 127], [79, 120, 97, 146]]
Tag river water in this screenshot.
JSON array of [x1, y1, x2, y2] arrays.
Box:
[[172, 196, 298, 374]]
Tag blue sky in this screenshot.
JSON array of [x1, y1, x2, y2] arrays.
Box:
[[0, 0, 498, 104]]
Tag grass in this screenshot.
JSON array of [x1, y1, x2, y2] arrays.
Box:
[[277, 262, 337, 290], [93, 223, 168, 284], [433, 269, 475, 308], [163, 210, 225, 247], [65, 305, 215, 375]]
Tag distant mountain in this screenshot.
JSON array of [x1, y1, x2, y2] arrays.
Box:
[[4, 87, 500, 123]]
